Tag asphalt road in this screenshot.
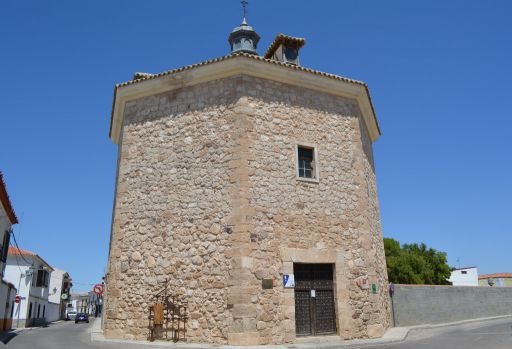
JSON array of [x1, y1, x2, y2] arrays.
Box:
[[0, 320, 160, 349], [1, 317, 511, 348], [368, 318, 512, 349]]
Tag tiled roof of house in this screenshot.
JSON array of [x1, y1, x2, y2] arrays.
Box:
[[8, 246, 36, 256], [0, 171, 18, 224], [452, 266, 477, 271], [479, 273, 512, 280], [8, 247, 54, 270], [115, 52, 366, 88], [264, 33, 306, 59], [110, 52, 379, 138]]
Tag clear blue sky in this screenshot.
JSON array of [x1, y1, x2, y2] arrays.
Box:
[[1, 1, 511, 291]]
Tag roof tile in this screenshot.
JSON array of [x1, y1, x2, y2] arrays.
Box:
[[110, 53, 380, 139], [264, 33, 306, 59], [0, 172, 18, 224], [478, 273, 512, 280], [116, 52, 366, 88]]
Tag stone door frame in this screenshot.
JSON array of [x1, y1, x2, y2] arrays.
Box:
[[280, 247, 351, 341]]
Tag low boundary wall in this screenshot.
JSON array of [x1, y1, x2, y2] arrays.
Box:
[[391, 284, 512, 326]]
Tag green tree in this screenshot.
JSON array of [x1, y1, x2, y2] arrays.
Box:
[[384, 238, 452, 285]]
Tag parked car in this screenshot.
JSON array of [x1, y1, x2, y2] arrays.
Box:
[[66, 311, 77, 321], [75, 313, 89, 324]]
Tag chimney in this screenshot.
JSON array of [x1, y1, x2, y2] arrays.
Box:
[[264, 34, 306, 65]]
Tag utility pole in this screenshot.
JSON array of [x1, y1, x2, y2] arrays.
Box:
[[16, 272, 23, 328]]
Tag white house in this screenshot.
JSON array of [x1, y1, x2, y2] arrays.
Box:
[[5, 247, 54, 327], [0, 172, 18, 331], [46, 268, 72, 322], [87, 290, 103, 317], [448, 266, 479, 286], [68, 292, 89, 315]]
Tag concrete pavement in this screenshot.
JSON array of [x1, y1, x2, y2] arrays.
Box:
[[91, 315, 512, 348], [1, 320, 166, 349]]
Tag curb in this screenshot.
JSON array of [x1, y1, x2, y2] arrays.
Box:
[[90, 315, 512, 348]]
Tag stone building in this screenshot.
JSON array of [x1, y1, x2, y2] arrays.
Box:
[[104, 16, 390, 345]]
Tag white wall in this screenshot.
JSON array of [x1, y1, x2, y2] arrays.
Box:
[[48, 268, 66, 304], [46, 302, 60, 322], [0, 204, 12, 279], [448, 267, 479, 286], [0, 282, 14, 319], [5, 260, 32, 322], [0, 204, 16, 325], [70, 293, 89, 313], [4, 254, 52, 327]]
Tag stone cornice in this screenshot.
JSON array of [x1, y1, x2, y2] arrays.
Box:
[[109, 55, 381, 144]]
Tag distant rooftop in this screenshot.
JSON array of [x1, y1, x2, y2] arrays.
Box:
[[452, 266, 477, 271], [479, 273, 512, 280]]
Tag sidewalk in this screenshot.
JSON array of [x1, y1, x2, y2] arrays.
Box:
[[90, 319, 406, 349], [0, 327, 25, 345], [90, 315, 512, 349], [0, 320, 66, 344]]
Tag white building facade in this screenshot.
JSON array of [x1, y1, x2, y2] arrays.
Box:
[[448, 267, 479, 286], [69, 292, 89, 314], [46, 268, 72, 322], [5, 247, 53, 327], [87, 291, 103, 317], [0, 172, 18, 331]]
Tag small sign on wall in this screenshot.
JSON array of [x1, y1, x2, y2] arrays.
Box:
[[310, 289, 316, 298], [283, 274, 295, 288], [262, 279, 273, 289]]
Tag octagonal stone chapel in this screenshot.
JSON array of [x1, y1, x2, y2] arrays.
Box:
[[104, 14, 391, 346]]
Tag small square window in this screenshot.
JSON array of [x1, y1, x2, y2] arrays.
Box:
[[461, 270, 468, 275], [297, 146, 316, 179]]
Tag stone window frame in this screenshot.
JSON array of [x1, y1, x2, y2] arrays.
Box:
[[295, 143, 319, 183]]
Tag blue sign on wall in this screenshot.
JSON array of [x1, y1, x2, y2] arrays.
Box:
[[283, 274, 295, 288]]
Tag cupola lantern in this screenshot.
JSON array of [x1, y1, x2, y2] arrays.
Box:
[[228, 1, 260, 55]]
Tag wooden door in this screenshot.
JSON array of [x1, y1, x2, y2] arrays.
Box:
[[294, 264, 336, 336]]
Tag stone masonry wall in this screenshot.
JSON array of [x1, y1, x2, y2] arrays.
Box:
[[104, 74, 390, 345], [238, 75, 389, 342], [105, 77, 239, 343]]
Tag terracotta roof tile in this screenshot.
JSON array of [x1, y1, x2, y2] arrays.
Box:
[[264, 33, 306, 59], [0, 171, 18, 224], [479, 273, 512, 280], [8, 247, 54, 270], [116, 52, 367, 88], [8, 246, 36, 256]]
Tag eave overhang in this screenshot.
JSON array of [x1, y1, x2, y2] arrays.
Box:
[[109, 54, 381, 144]]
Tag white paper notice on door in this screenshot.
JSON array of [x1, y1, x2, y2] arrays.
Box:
[[310, 289, 316, 298]]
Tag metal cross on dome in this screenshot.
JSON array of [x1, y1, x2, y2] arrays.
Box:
[[241, 0, 249, 19]]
